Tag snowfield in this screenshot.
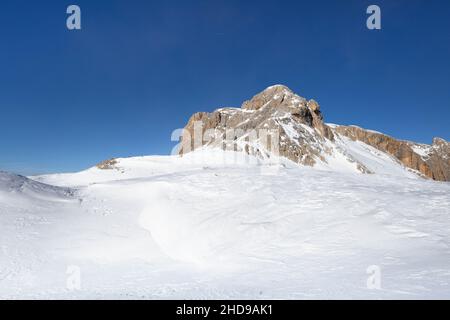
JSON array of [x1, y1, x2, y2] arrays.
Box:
[[1, 150, 450, 299]]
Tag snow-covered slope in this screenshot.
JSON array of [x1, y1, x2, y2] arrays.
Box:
[[1, 150, 449, 299], [0, 171, 73, 202], [32, 135, 420, 189], [320, 133, 421, 178]]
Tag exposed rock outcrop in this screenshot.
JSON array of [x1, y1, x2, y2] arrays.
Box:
[[428, 138, 450, 181], [96, 158, 118, 170]]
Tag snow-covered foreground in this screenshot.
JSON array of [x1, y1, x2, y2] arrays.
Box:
[[1, 150, 449, 299]]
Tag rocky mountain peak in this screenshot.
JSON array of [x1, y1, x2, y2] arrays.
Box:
[[179, 85, 335, 166], [241, 85, 304, 111], [433, 137, 448, 147]]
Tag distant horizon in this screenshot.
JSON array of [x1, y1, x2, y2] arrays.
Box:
[[1, 0, 449, 175], [1, 82, 449, 176], [5, 84, 447, 177]]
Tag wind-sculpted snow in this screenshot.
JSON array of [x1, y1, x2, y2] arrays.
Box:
[[1, 150, 449, 299], [0, 171, 74, 201]]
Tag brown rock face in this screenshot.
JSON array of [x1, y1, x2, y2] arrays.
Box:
[[178, 85, 449, 181], [423, 138, 450, 181], [334, 126, 450, 181]]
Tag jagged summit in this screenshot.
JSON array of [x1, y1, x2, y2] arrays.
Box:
[[241, 84, 298, 111], [176, 85, 450, 181]]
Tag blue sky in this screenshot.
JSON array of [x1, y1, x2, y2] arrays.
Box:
[[0, 0, 449, 174]]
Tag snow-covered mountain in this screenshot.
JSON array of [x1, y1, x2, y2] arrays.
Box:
[[179, 85, 449, 181], [0, 85, 449, 299]]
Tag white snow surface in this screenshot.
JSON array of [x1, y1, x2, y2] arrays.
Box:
[[411, 144, 432, 159], [1, 150, 450, 299], [323, 134, 421, 178]]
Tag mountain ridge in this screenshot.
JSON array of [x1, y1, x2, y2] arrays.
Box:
[[178, 85, 449, 181]]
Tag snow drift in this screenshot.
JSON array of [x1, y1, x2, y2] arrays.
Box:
[[1, 149, 449, 299]]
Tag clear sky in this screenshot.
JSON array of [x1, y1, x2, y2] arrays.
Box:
[[0, 0, 449, 174]]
